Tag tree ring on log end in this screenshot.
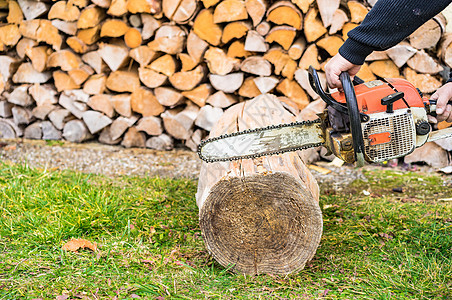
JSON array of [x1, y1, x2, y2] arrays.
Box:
[[0, 119, 18, 139], [199, 172, 323, 275]]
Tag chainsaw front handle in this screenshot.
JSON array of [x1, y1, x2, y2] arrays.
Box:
[[340, 72, 366, 167], [428, 99, 452, 117]]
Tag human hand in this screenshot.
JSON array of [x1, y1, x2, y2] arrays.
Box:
[[430, 82, 452, 123], [325, 54, 362, 90]]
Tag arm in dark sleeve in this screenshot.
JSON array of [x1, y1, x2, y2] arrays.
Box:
[[339, 0, 452, 65]]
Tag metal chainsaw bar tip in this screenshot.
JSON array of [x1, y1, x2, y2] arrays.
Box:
[[198, 119, 324, 163]]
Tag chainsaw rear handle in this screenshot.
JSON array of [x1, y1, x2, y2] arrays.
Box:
[[340, 72, 366, 167], [428, 99, 452, 117]]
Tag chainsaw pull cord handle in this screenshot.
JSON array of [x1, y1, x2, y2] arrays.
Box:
[[340, 72, 366, 167]]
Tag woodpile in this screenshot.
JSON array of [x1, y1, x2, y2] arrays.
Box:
[[0, 0, 450, 164]]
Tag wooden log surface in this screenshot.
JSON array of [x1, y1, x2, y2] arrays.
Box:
[[197, 94, 322, 275]]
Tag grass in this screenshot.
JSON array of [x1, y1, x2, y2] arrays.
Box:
[[0, 163, 451, 299]]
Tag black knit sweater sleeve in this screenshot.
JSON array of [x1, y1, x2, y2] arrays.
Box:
[[339, 0, 452, 65]]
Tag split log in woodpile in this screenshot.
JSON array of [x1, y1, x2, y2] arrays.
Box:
[[0, 0, 450, 164]]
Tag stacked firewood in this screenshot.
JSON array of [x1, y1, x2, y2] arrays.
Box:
[[0, 0, 450, 163]]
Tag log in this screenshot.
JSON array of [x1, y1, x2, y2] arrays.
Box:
[[329, 9, 348, 34], [201, 0, 220, 8], [228, 40, 252, 58], [48, 108, 73, 130], [404, 67, 442, 94], [294, 68, 325, 100], [82, 110, 112, 134], [48, 1, 80, 22], [347, 1, 368, 23], [100, 19, 129, 37], [288, 37, 306, 60], [47, 49, 82, 71], [406, 51, 443, 75], [106, 69, 140, 92], [141, 14, 161, 40], [0, 56, 20, 82], [155, 86, 185, 107], [368, 60, 400, 78], [440, 33, 452, 69], [186, 128, 204, 151], [76, 25, 101, 45], [409, 18, 443, 50], [244, 30, 268, 52], [161, 103, 199, 140], [205, 47, 240, 75], [146, 133, 174, 150], [129, 46, 157, 67], [187, 31, 209, 63], [169, 65, 205, 91], [42, 121, 62, 140], [240, 56, 271, 76], [179, 53, 198, 71], [67, 36, 95, 54], [82, 51, 105, 74], [0, 24, 21, 48], [6, 84, 33, 106], [276, 78, 309, 109], [127, 0, 161, 14], [291, 0, 313, 14], [404, 142, 451, 169], [0, 101, 14, 118], [109, 115, 138, 140], [238, 76, 262, 98], [82, 73, 107, 95], [12, 106, 34, 125], [181, 83, 213, 107], [98, 126, 122, 145], [209, 72, 244, 93], [255, 21, 270, 36], [24, 122, 42, 139], [195, 104, 223, 131], [69, 65, 95, 85], [316, 0, 339, 28], [365, 51, 389, 61], [304, 8, 327, 43], [163, 0, 198, 24], [0, 118, 21, 138], [111, 94, 132, 117], [16, 38, 38, 59], [59, 92, 88, 119], [63, 119, 92, 142], [129, 14, 141, 28], [213, 0, 248, 23], [385, 41, 417, 68], [148, 25, 186, 54], [92, 0, 111, 8], [341, 22, 358, 41], [12, 62, 51, 84], [136, 116, 163, 135], [51, 20, 77, 35], [25, 45, 51, 72], [266, 1, 302, 30], [32, 104, 56, 120], [8, 0, 24, 24], [124, 28, 142, 48], [265, 26, 296, 50], [130, 87, 165, 117], [107, 0, 128, 16], [264, 48, 297, 79], [193, 9, 222, 46], [206, 91, 238, 108], [134, 63, 160, 84], [356, 63, 376, 82], [253, 76, 279, 94], [222, 21, 251, 44], [149, 54, 177, 77], [316, 35, 343, 56], [17, 0, 49, 20], [88, 94, 115, 117], [77, 5, 105, 29], [98, 42, 129, 72], [196, 93, 322, 275], [245, 0, 266, 26], [29, 83, 58, 106]]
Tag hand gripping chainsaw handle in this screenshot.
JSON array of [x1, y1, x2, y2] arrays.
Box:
[[308, 67, 366, 167]]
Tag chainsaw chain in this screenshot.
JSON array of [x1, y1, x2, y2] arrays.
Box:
[[197, 119, 324, 163]]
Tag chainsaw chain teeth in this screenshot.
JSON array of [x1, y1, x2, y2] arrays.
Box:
[[197, 119, 323, 163]]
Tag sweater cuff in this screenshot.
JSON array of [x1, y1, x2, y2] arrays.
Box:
[[338, 38, 375, 65]]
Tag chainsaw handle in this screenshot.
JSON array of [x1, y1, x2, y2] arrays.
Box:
[[340, 71, 366, 167], [428, 99, 452, 117]]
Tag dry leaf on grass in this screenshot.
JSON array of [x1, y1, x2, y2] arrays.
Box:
[[62, 238, 97, 252]]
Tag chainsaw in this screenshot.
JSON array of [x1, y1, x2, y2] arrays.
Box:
[[198, 66, 452, 166]]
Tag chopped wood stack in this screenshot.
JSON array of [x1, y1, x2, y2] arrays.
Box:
[[0, 0, 450, 163]]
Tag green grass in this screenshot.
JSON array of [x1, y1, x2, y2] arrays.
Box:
[[0, 163, 451, 299]]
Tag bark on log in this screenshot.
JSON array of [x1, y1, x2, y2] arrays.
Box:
[[196, 93, 322, 275]]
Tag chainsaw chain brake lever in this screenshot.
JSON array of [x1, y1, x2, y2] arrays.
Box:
[[308, 66, 369, 122]]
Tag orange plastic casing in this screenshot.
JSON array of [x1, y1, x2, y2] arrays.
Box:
[[330, 78, 425, 114]]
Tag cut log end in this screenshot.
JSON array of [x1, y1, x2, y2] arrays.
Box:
[[199, 173, 323, 275]]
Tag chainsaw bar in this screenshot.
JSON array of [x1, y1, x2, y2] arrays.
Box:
[[197, 119, 324, 163]]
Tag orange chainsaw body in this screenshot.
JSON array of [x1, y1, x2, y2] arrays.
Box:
[[330, 78, 426, 113]]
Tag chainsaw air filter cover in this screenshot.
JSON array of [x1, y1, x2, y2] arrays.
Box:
[[362, 108, 416, 163]]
